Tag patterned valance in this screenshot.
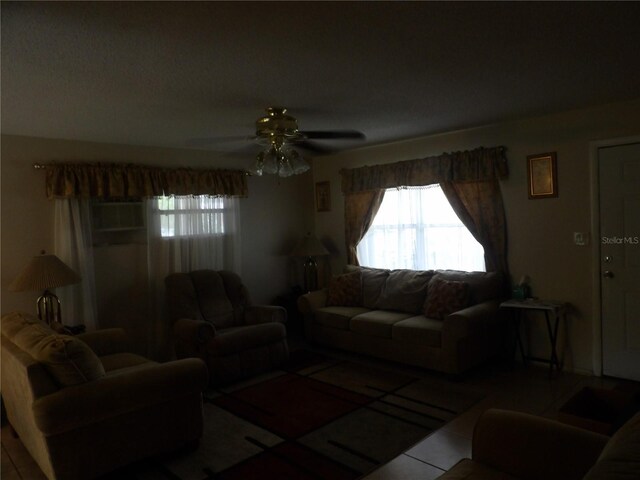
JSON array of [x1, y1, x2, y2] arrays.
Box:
[[341, 146, 508, 194], [43, 163, 248, 200]]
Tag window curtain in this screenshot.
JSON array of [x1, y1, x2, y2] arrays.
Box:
[[344, 190, 385, 265], [146, 196, 241, 360], [440, 180, 508, 275], [44, 163, 248, 199], [54, 199, 98, 330], [341, 146, 509, 274]]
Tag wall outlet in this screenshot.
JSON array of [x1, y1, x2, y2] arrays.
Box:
[[573, 232, 589, 246]]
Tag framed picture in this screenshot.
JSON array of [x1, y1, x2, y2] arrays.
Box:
[[527, 152, 558, 199], [315, 181, 331, 212]]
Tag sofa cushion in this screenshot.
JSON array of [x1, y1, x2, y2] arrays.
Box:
[[327, 270, 362, 307], [424, 276, 470, 320], [583, 411, 640, 480], [346, 265, 390, 309], [211, 323, 286, 356], [436, 270, 503, 304], [350, 310, 413, 338], [12, 322, 106, 387], [100, 353, 154, 373], [375, 269, 435, 313], [392, 315, 443, 348], [315, 306, 370, 330]]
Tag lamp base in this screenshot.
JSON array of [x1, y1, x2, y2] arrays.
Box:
[[303, 256, 318, 293], [36, 290, 62, 325]]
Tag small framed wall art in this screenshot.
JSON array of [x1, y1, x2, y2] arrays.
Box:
[[315, 181, 331, 212], [527, 152, 558, 199]]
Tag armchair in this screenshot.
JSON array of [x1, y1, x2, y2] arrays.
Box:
[[1, 311, 208, 480], [165, 270, 289, 386], [436, 408, 640, 480]]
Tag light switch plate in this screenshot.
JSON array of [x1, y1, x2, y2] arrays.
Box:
[[573, 232, 589, 246]]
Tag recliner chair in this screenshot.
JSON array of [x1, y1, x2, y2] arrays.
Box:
[[165, 270, 289, 386]]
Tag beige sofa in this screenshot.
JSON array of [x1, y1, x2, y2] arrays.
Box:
[[436, 408, 640, 480], [298, 266, 505, 374], [1, 311, 209, 480]]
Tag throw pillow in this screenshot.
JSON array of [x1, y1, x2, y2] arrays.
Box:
[[34, 335, 106, 387], [13, 322, 105, 387], [326, 270, 362, 307], [424, 276, 470, 320]]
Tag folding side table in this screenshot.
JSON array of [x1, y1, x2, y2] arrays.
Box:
[[500, 298, 567, 375]]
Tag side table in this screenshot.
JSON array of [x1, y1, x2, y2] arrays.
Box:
[[274, 289, 304, 335], [500, 299, 567, 375]]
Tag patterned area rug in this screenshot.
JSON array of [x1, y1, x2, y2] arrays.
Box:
[[104, 350, 484, 479]]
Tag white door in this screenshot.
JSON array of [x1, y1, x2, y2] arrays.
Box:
[[599, 142, 640, 381]]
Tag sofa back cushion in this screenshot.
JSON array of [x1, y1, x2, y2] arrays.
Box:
[[375, 269, 435, 314], [166, 270, 250, 329], [190, 270, 237, 328], [4, 312, 105, 387], [345, 265, 390, 309], [435, 270, 503, 304]]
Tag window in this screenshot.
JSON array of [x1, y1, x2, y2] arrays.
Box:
[[357, 185, 485, 271], [155, 195, 228, 238], [146, 194, 241, 278]]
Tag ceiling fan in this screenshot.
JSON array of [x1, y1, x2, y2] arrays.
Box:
[[249, 107, 365, 177]]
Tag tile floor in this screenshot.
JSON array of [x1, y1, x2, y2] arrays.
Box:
[[2, 342, 637, 480]]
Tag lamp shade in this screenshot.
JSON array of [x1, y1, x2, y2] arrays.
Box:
[[9, 253, 80, 292], [290, 234, 329, 258]]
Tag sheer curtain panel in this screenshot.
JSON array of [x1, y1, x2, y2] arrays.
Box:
[[54, 199, 98, 330]]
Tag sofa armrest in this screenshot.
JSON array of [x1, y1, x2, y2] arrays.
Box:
[[173, 318, 216, 359], [76, 328, 131, 356], [473, 409, 608, 480], [443, 300, 501, 338], [174, 318, 217, 342], [297, 289, 328, 314], [33, 358, 209, 435], [244, 305, 287, 325]]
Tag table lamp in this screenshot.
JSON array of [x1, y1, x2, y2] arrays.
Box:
[[290, 233, 330, 292], [9, 251, 80, 325]]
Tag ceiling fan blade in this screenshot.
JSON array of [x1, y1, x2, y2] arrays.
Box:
[[296, 140, 336, 155], [301, 130, 366, 140]]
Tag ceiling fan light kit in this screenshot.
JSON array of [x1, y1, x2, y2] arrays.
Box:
[[249, 107, 364, 178], [251, 144, 310, 177], [250, 107, 310, 177]]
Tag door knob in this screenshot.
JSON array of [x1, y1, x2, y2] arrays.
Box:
[[603, 271, 614, 278]]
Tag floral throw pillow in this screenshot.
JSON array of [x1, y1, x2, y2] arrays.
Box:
[[423, 276, 470, 320], [326, 270, 363, 307]]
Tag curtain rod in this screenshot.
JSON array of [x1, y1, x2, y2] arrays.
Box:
[[32, 163, 252, 175]]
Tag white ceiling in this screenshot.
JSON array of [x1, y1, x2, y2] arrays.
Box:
[[2, 1, 640, 158]]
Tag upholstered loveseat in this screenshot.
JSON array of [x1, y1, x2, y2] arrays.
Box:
[[1, 311, 209, 480], [298, 266, 505, 374]]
